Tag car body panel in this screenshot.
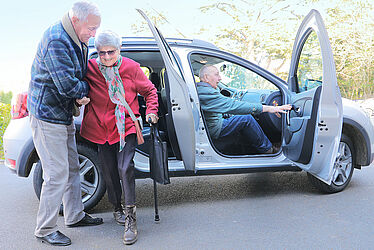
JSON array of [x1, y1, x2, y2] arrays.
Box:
[[283, 9, 343, 184], [3, 116, 34, 174]]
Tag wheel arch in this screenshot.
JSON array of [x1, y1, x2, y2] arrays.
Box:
[[16, 137, 38, 177], [342, 117, 372, 167]]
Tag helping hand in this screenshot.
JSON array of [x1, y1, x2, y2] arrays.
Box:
[[76, 97, 90, 105]]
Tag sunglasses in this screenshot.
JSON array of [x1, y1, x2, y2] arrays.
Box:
[[98, 50, 117, 56]]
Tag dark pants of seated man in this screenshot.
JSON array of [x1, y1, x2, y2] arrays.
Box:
[[219, 114, 272, 153]]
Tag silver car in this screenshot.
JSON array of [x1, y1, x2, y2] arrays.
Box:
[[4, 9, 374, 210]]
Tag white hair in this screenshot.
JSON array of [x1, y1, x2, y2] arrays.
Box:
[[69, 1, 100, 22], [199, 65, 216, 80], [95, 30, 121, 50]]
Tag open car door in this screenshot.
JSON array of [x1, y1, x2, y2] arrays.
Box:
[[283, 9, 343, 184], [137, 9, 196, 171]]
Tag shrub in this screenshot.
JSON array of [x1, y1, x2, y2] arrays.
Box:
[[0, 103, 11, 159]]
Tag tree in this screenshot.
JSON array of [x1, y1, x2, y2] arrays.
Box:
[[199, 0, 374, 99], [0, 91, 12, 104]]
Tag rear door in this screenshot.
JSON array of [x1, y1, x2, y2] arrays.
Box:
[[283, 9, 343, 184], [137, 9, 196, 171]]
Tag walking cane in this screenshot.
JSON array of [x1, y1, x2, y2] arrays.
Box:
[[153, 179, 160, 221], [149, 118, 160, 222]]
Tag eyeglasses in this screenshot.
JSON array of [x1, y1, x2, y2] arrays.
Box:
[[98, 50, 117, 56]]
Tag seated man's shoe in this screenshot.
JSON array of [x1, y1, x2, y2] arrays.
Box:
[[114, 208, 126, 225], [265, 144, 281, 154], [67, 214, 103, 227], [36, 230, 71, 246]]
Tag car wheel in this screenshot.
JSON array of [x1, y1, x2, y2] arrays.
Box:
[[32, 143, 106, 212], [307, 134, 355, 193]]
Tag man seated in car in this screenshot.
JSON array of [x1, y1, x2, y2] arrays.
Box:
[[196, 65, 292, 154]]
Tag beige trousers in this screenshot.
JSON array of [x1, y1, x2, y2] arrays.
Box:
[[30, 115, 84, 237]]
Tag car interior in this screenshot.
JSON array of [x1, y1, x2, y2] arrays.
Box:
[[189, 53, 284, 155], [91, 49, 284, 158]]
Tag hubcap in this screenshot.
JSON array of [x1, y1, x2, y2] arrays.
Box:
[[332, 141, 353, 186], [79, 155, 98, 203]]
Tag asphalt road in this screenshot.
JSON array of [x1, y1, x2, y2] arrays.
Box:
[[1, 162, 374, 250]]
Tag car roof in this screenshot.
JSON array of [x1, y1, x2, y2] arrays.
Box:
[[88, 36, 219, 50]]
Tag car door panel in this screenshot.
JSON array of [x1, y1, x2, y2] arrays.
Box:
[[137, 9, 196, 171], [283, 10, 342, 184]]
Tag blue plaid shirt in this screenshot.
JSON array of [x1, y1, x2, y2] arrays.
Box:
[[27, 21, 89, 125]]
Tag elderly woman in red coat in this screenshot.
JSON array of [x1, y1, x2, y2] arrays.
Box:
[[80, 30, 158, 245]]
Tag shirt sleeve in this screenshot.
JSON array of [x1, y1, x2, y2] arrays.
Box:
[[44, 40, 89, 99], [198, 86, 262, 115]]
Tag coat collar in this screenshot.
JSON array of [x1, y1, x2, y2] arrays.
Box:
[[61, 13, 84, 52]]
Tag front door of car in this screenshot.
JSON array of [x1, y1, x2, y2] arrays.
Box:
[[283, 9, 343, 184], [137, 9, 196, 171]]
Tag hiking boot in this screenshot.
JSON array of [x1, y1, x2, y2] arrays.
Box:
[[113, 206, 126, 225], [123, 205, 138, 245]]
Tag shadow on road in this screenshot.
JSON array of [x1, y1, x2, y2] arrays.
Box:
[[91, 171, 326, 213]]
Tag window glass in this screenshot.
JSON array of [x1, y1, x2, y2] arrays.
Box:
[[190, 54, 278, 91], [297, 31, 323, 92]]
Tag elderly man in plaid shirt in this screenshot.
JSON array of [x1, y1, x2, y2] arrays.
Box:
[[27, 1, 102, 246]]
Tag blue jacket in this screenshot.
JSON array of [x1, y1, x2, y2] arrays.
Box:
[[196, 82, 263, 139], [27, 14, 89, 125]]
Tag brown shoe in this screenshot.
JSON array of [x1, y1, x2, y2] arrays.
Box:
[[123, 205, 138, 245], [113, 207, 126, 225]]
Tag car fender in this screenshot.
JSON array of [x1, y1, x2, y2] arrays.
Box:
[[342, 98, 374, 167], [16, 136, 37, 177]]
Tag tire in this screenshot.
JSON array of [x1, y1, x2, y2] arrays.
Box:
[[32, 143, 106, 212], [307, 134, 355, 193]]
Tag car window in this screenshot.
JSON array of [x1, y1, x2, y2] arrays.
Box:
[[189, 53, 278, 91], [297, 31, 323, 92]]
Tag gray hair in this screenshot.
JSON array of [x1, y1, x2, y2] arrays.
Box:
[[199, 65, 215, 80], [95, 30, 121, 50], [69, 1, 100, 22]]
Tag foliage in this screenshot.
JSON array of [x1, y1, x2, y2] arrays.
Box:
[[199, 0, 374, 99], [131, 9, 187, 38], [132, 1, 374, 100], [0, 91, 12, 105], [199, 0, 304, 79], [325, 1, 374, 99], [0, 103, 11, 159]]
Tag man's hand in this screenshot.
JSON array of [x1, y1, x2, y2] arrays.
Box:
[[76, 97, 90, 105], [262, 104, 292, 118], [146, 113, 159, 124]]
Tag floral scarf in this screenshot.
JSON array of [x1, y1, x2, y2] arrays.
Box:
[[97, 56, 127, 151]]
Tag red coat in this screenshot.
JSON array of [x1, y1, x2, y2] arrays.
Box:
[[80, 57, 158, 145]]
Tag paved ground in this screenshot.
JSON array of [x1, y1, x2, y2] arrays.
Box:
[[1, 162, 374, 249]]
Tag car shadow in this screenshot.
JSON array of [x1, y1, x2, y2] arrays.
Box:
[[91, 171, 328, 213]]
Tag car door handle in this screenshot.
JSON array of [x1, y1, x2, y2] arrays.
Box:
[[286, 105, 301, 126]]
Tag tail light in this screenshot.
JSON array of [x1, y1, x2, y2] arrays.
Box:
[[5, 158, 16, 170], [11, 92, 29, 119]]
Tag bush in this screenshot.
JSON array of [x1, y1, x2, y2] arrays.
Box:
[[0, 103, 11, 159]]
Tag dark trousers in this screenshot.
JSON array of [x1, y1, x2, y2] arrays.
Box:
[[97, 134, 136, 209], [219, 114, 272, 153]]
